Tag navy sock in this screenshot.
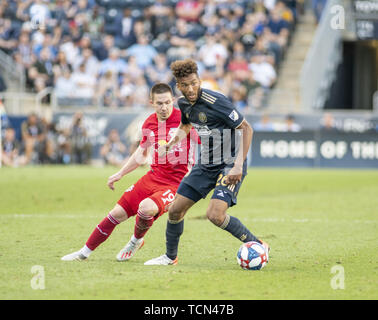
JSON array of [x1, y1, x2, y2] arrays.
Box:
[[222, 215, 260, 243], [165, 219, 184, 260]]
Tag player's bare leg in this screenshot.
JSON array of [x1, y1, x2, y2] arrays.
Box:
[[61, 204, 128, 261], [144, 194, 195, 265], [207, 199, 270, 252], [117, 198, 159, 261]]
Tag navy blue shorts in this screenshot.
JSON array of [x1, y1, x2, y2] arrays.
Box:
[[176, 162, 247, 207]]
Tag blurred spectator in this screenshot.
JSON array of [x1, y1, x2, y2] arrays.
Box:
[[146, 53, 173, 87], [85, 5, 105, 40], [59, 36, 81, 66], [27, 47, 54, 95], [118, 75, 135, 107], [99, 47, 127, 76], [132, 76, 150, 109], [228, 53, 250, 82], [126, 34, 158, 70], [114, 8, 137, 49], [21, 113, 54, 164], [168, 19, 197, 61], [73, 48, 100, 78], [253, 114, 275, 131], [231, 87, 249, 113], [1, 127, 27, 167], [200, 69, 220, 91], [250, 36, 276, 67], [70, 112, 91, 164], [53, 50, 72, 80], [125, 55, 144, 81], [282, 114, 301, 132], [96, 70, 119, 108], [175, 0, 204, 23], [198, 33, 228, 72], [321, 112, 338, 131], [100, 129, 127, 166], [46, 121, 72, 164], [17, 31, 34, 69], [55, 68, 75, 102], [93, 34, 114, 61], [70, 63, 96, 104], [0, 17, 18, 54], [148, 0, 175, 38], [29, 0, 51, 25], [249, 55, 277, 89]]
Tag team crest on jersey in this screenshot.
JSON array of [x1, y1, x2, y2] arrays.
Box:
[[198, 112, 207, 123], [229, 110, 239, 122]]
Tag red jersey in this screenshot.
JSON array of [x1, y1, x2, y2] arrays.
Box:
[[139, 107, 198, 185]]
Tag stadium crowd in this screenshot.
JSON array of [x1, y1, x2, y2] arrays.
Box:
[[0, 0, 299, 111], [1, 111, 129, 166]]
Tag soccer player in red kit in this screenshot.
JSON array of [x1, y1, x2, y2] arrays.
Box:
[[61, 83, 198, 261]]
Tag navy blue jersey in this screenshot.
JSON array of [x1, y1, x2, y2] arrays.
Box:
[[177, 88, 244, 171]]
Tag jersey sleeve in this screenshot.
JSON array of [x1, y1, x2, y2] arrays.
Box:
[[177, 98, 191, 125], [215, 95, 244, 129]]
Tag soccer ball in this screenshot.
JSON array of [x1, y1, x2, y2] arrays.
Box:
[[237, 241, 268, 270]]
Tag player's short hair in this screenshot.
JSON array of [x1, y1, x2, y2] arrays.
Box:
[[150, 83, 173, 100], [170, 59, 198, 80]]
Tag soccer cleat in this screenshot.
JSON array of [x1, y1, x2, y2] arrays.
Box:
[[144, 254, 178, 266], [116, 238, 144, 261], [61, 251, 88, 261]]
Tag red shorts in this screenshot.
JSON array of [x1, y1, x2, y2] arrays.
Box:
[[117, 172, 178, 220]]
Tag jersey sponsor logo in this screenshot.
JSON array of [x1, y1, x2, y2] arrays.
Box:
[[192, 123, 211, 136], [229, 110, 239, 122]]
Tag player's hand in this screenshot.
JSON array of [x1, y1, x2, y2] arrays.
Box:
[[224, 165, 242, 186], [107, 172, 123, 190]]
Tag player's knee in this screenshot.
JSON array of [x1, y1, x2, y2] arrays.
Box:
[[168, 202, 185, 222], [138, 198, 158, 217], [109, 204, 128, 223], [206, 207, 226, 227]]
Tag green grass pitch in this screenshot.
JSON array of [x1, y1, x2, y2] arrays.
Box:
[[0, 166, 377, 300]]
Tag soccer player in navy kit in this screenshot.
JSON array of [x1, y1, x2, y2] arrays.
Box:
[[145, 59, 269, 265]]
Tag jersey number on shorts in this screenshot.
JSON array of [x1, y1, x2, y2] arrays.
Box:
[[216, 174, 236, 192], [161, 189, 175, 204]]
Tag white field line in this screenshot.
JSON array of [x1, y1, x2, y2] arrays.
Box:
[[0, 213, 377, 224]]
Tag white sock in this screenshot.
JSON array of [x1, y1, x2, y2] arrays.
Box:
[[80, 245, 93, 257], [131, 235, 143, 243]]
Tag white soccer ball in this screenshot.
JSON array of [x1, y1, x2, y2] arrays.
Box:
[[236, 241, 269, 270]]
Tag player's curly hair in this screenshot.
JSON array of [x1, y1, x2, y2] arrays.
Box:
[[170, 59, 198, 80]]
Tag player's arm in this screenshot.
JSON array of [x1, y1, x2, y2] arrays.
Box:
[[213, 94, 252, 185], [225, 119, 253, 185], [107, 145, 149, 190], [158, 121, 192, 157]]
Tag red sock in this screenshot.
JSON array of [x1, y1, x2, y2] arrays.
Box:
[[134, 210, 154, 239], [86, 213, 120, 250]]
